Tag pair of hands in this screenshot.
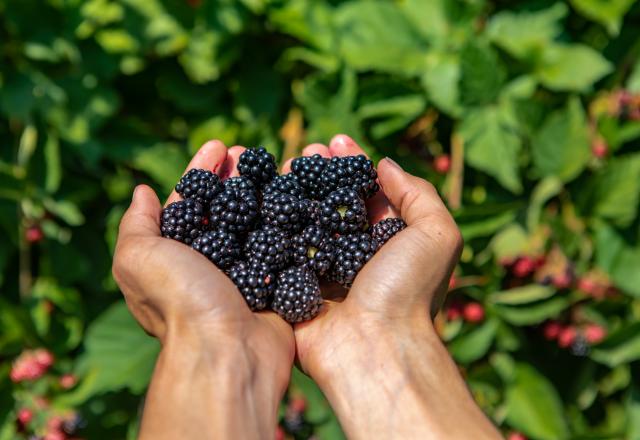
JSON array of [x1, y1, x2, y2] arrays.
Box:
[[113, 135, 500, 439]]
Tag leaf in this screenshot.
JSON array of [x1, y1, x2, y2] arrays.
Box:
[[527, 176, 563, 231], [505, 363, 570, 440], [570, 0, 636, 35], [536, 44, 612, 92], [487, 4, 567, 60], [335, 1, 427, 75], [459, 41, 506, 106], [628, 386, 640, 439], [398, 0, 450, 43], [44, 133, 61, 193], [131, 143, 188, 195], [421, 51, 461, 116], [65, 302, 159, 404], [42, 199, 85, 226], [591, 322, 640, 367], [290, 367, 332, 424], [460, 105, 522, 193], [531, 97, 590, 182], [628, 57, 640, 93], [595, 224, 640, 298], [494, 296, 570, 325], [491, 224, 529, 261], [459, 210, 516, 241], [489, 285, 555, 305], [188, 117, 239, 155], [449, 318, 498, 364]]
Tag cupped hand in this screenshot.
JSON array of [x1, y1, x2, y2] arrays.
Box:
[[112, 140, 294, 387]]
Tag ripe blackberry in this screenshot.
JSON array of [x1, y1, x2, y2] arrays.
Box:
[[238, 147, 277, 186], [245, 225, 292, 271], [317, 188, 367, 234], [263, 174, 305, 198], [175, 168, 223, 204], [209, 177, 259, 233], [228, 261, 275, 311], [160, 199, 206, 244], [291, 154, 329, 199], [272, 266, 322, 323], [370, 218, 406, 245], [261, 192, 310, 234], [321, 155, 379, 198], [292, 225, 334, 276], [191, 229, 241, 270], [328, 232, 379, 287]]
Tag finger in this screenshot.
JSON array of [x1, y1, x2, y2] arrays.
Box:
[[118, 185, 163, 242], [281, 158, 293, 174], [328, 134, 368, 158], [165, 140, 228, 206], [219, 146, 246, 179], [303, 143, 330, 158]]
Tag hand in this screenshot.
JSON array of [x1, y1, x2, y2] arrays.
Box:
[[112, 141, 294, 439], [284, 135, 500, 439]]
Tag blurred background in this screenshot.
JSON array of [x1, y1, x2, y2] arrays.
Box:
[[1, 0, 640, 438]]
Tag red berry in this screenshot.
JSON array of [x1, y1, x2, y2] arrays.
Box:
[[34, 349, 55, 369], [275, 425, 286, 440], [289, 397, 306, 414], [59, 374, 77, 389], [552, 272, 572, 289], [463, 302, 485, 323], [577, 277, 596, 295], [434, 155, 451, 174], [513, 257, 535, 278], [17, 408, 33, 425], [446, 302, 463, 321], [25, 226, 44, 244], [558, 326, 577, 348], [592, 140, 608, 158], [44, 431, 65, 440], [448, 274, 457, 290], [543, 321, 562, 340], [584, 324, 606, 344]]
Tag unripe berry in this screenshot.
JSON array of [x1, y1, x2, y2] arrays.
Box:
[[584, 324, 606, 344], [552, 272, 572, 289], [513, 257, 535, 278], [543, 321, 562, 340], [289, 397, 306, 414], [463, 302, 485, 323], [558, 326, 577, 348], [434, 155, 451, 174], [59, 374, 77, 389], [34, 349, 55, 369], [25, 226, 44, 244], [17, 408, 33, 425], [275, 426, 286, 440], [592, 139, 608, 158]]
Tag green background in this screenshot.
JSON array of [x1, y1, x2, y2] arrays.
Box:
[[1, 0, 640, 438]]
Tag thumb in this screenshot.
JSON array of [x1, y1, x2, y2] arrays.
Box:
[[118, 185, 163, 241]]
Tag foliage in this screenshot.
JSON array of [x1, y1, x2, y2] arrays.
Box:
[[1, 0, 640, 438]]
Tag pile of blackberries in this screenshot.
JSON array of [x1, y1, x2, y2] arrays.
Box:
[[160, 147, 406, 323]]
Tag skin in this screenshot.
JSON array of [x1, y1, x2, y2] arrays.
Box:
[[112, 136, 501, 439]]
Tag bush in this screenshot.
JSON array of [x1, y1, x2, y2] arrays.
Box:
[[1, 0, 639, 438]]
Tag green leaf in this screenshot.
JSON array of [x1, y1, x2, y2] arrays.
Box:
[[628, 57, 640, 93], [491, 224, 529, 261], [628, 386, 640, 439], [487, 4, 567, 60], [489, 285, 555, 305], [461, 105, 522, 193], [591, 322, 640, 367], [131, 143, 188, 195], [536, 44, 612, 92], [335, 1, 427, 75], [459, 41, 506, 106], [505, 364, 570, 440], [42, 199, 85, 226], [421, 52, 461, 116], [459, 210, 516, 241], [570, 0, 636, 35], [531, 97, 590, 182], [44, 133, 61, 193], [65, 302, 159, 404], [188, 117, 239, 155], [527, 176, 563, 230], [398, 0, 450, 43], [595, 224, 640, 298], [494, 296, 571, 325], [449, 318, 498, 364]]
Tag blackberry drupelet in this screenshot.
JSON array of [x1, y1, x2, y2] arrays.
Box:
[[291, 154, 329, 199], [272, 266, 322, 323], [191, 229, 241, 270], [175, 168, 223, 204], [292, 225, 334, 276], [328, 232, 379, 287], [263, 174, 305, 198], [245, 225, 292, 271], [317, 187, 367, 234], [370, 218, 407, 245], [238, 147, 277, 186], [209, 177, 259, 233], [160, 199, 206, 244], [261, 192, 310, 234], [228, 261, 275, 311], [321, 155, 379, 198]]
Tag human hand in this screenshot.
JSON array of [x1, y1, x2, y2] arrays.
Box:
[[285, 135, 500, 439], [112, 141, 294, 439]]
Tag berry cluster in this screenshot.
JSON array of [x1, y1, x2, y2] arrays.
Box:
[[160, 147, 406, 323]]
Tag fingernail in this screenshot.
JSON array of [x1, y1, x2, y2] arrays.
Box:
[[383, 157, 403, 170], [333, 134, 354, 148], [132, 185, 142, 201]]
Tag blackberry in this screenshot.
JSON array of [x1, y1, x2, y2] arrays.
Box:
[[272, 267, 322, 323], [209, 177, 259, 233], [370, 218, 406, 245], [263, 174, 305, 198], [191, 229, 241, 270], [321, 155, 379, 198], [228, 261, 275, 311], [291, 154, 329, 199], [261, 192, 310, 234], [292, 225, 334, 276], [160, 199, 206, 244], [245, 225, 292, 271], [175, 168, 223, 204], [328, 232, 379, 287], [238, 147, 277, 186], [317, 188, 367, 234]]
